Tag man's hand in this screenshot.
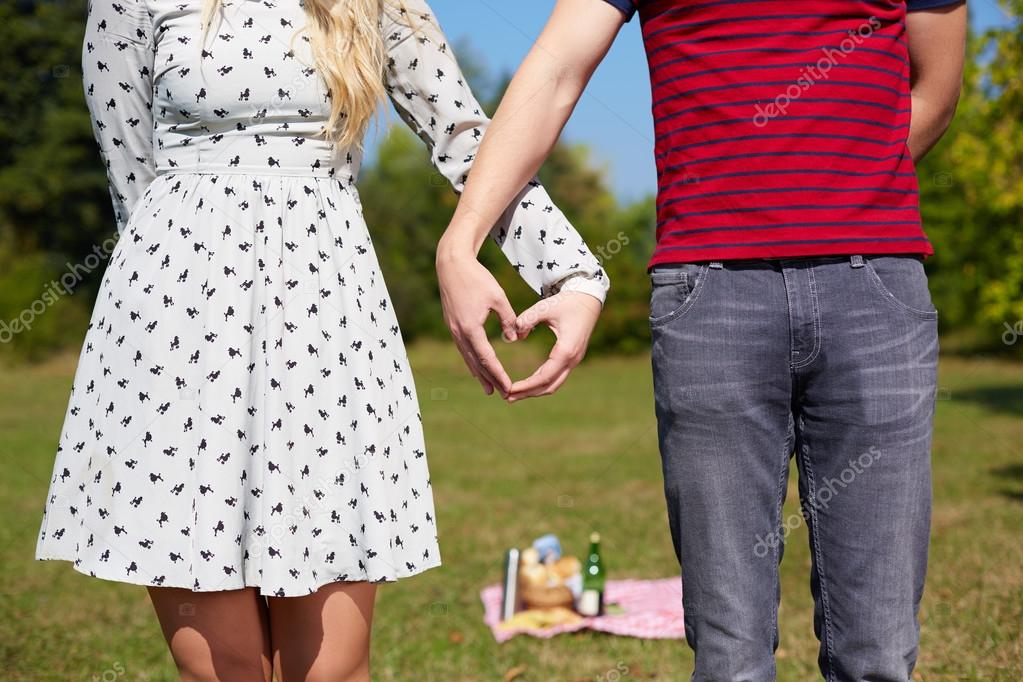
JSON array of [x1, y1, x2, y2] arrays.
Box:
[[506, 290, 602, 402], [437, 250, 518, 396]]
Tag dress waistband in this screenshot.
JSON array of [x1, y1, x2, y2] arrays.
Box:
[[155, 163, 354, 179], [153, 134, 361, 180]]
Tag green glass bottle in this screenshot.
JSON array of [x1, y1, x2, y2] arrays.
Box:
[[578, 532, 605, 617]]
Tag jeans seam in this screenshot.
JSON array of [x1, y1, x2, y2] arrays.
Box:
[[772, 421, 795, 656], [791, 266, 822, 370], [781, 267, 797, 369], [797, 416, 837, 680]]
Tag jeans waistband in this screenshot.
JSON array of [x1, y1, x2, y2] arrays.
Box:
[[652, 254, 922, 272]]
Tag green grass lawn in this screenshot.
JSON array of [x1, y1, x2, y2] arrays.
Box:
[[2, 341, 1021, 681]]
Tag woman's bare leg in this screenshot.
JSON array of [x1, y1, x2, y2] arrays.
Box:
[[267, 582, 377, 682], [147, 586, 272, 682]]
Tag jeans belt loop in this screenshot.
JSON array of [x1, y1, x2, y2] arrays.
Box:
[[850, 255, 865, 269], [709, 261, 724, 270]]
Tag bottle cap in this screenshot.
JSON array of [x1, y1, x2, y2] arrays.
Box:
[[590, 532, 600, 543]]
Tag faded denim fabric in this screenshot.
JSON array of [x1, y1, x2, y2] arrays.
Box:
[[651, 255, 938, 681]]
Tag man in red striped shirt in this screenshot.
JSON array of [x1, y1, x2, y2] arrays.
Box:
[[436, 0, 966, 677]]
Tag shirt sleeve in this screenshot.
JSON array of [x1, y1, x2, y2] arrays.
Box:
[[599, 0, 637, 22], [82, 0, 157, 234], [381, 0, 610, 304], [906, 0, 966, 11]]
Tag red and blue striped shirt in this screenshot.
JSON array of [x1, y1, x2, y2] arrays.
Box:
[[601, 0, 963, 266]]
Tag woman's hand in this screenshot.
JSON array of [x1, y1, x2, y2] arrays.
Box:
[[436, 246, 518, 397], [506, 290, 602, 402]]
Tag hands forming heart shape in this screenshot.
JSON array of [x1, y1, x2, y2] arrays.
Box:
[[436, 255, 602, 402]]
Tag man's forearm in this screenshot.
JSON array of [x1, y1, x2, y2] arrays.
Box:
[[908, 91, 960, 162], [438, 51, 581, 257], [437, 0, 623, 259]]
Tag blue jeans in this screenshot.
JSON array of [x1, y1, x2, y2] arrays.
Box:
[[650, 255, 938, 681]]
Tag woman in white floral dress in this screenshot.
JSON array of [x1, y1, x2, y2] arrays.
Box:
[[35, 0, 608, 677]]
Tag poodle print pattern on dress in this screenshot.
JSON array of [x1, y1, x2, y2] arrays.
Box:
[[36, 0, 608, 596]]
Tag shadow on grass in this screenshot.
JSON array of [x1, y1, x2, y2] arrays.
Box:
[[999, 489, 1023, 503], [954, 385, 1023, 417], [989, 462, 1023, 504]]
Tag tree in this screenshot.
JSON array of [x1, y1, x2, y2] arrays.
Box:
[[917, 0, 1023, 352], [0, 0, 112, 261]]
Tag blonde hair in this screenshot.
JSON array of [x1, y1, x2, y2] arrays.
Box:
[[201, 0, 404, 149]]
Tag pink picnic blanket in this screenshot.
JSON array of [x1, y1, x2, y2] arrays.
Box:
[[481, 577, 685, 642]]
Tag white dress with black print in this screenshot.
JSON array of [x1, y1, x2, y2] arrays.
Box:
[[36, 0, 608, 597]]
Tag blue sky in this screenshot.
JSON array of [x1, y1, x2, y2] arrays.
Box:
[[375, 1, 1015, 202]]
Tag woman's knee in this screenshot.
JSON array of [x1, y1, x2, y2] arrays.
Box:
[[301, 656, 370, 682], [168, 627, 271, 682]]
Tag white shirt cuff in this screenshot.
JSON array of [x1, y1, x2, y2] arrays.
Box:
[[552, 274, 608, 306]]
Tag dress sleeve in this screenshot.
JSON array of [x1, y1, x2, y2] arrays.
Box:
[[82, 0, 157, 234], [381, 0, 610, 303]]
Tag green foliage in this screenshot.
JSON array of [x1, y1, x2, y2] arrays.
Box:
[[0, 4, 1020, 362], [0, 229, 91, 361], [590, 196, 657, 355], [359, 127, 456, 342], [0, 1, 112, 258], [917, 0, 1023, 351]]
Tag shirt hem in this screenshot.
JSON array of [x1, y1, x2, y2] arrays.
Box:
[[648, 240, 934, 269]]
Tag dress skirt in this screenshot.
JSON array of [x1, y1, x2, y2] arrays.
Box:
[[36, 171, 441, 597]]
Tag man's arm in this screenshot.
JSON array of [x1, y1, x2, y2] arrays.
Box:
[[436, 0, 627, 401], [906, 0, 968, 161], [384, 0, 610, 397]]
